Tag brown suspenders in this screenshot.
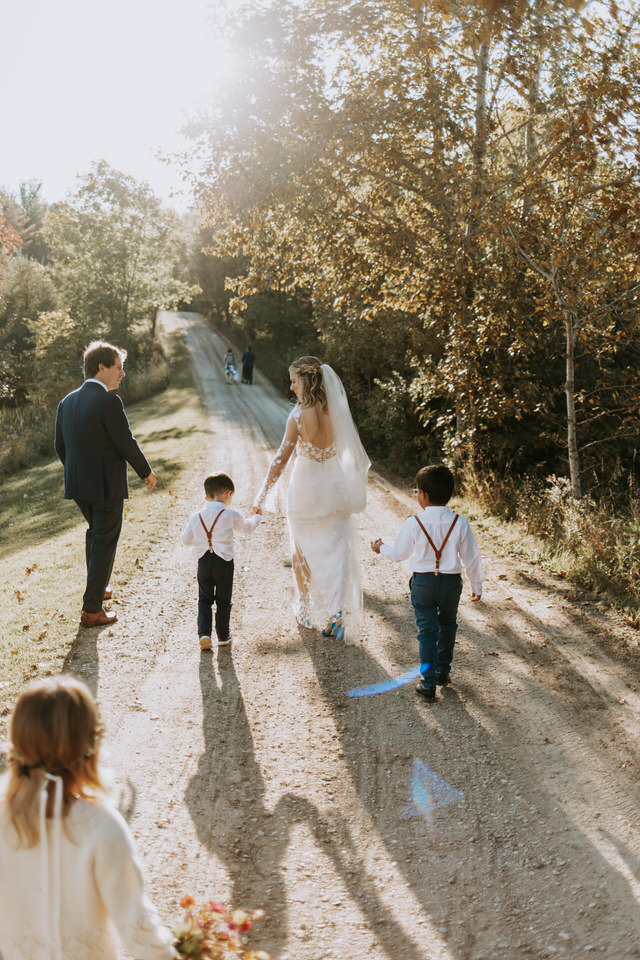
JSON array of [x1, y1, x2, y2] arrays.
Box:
[[198, 509, 224, 553], [413, 514, 459, 575]]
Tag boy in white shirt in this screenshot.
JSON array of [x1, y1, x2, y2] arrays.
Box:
[[182, 473, 262, 649], [371, 464, 484, 701]]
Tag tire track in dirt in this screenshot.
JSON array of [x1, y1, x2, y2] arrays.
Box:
[[63, 314, 640, 960]]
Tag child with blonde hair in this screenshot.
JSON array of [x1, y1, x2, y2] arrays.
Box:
[[0, 674, 175, 960]]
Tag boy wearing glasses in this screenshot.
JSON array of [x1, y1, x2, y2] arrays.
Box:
[[371, 464, 484, 701]]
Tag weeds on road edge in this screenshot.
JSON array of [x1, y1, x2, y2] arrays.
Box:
[[462, 468, 640, 629]]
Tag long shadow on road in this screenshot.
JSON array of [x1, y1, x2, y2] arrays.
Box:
[[185, 645, 433, 960], [185, 649, 292, 955], [304, 589, 640, 959]]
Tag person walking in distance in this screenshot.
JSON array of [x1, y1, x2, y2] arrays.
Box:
[[54, 341, 157, 627], [241, 345, 255, 384]]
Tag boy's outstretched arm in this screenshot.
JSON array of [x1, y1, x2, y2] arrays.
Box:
[[459, 522, 484, 601]]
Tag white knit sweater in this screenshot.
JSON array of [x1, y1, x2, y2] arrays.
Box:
[[0, 789, 174, 960]]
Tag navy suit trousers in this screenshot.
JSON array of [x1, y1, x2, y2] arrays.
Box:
[[197, 550, 234, 640], [75, 499, 123, 613]]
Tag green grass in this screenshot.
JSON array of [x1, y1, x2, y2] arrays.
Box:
[[0, 318, 210, 726]]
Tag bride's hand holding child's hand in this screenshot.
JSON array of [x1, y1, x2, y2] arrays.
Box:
[[252, 506, 262, 515]]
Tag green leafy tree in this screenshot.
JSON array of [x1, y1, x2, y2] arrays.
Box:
[[0, 197, 22, 259], [17, 180, 50, 263], [0, 254, 60, 403], [44, 161, 196, 341]]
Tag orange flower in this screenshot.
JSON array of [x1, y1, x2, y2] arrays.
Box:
[[180, 895, 195, 909]]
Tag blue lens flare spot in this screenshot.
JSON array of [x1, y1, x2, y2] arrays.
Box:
[[346, 664, 430, 698], [404, 759, 465, 820]]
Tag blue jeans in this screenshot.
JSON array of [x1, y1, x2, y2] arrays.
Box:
[[410, 572, 463, 688]]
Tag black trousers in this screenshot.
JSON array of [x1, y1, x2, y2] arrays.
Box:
[[74, 498, 123, 613], [242, 363, 254, 384], [197, 550, 234, 639]]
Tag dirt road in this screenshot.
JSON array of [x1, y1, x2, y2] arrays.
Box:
[[64, 313, 640, 960]]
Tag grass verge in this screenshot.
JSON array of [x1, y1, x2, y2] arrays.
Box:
[[0, 315, 210, 729]]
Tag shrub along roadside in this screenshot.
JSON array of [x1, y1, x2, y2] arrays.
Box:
[[460, 469, 640, 628], [0, 333, 171, 480], [0, 320, 210, 737]]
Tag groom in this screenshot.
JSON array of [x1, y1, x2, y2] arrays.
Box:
[[55, 340, 157, 627]]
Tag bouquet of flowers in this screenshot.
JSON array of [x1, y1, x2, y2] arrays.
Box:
[[173, 895, 270, 960]]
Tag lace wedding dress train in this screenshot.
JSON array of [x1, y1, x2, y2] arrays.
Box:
[[287, 430, 362, 640], [255, 366, 369, 644]]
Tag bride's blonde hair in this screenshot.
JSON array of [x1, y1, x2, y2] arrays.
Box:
[[4, 675, 105, 847], [289, 356, 328, 411]]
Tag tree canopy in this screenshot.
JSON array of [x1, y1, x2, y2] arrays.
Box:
[[44, 161, 196, 340], [185, 0, 640, 495], [1, 166, 195, 476]]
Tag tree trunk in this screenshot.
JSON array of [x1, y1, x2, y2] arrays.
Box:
[[523, 7, 541, 222], [564, 311, 582, 498], [455, 38, 490, 463], [469, 40, 490, 244]]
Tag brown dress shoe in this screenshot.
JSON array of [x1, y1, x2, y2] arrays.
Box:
[[80, 608, 118, 627], [103, 585, 113, 601]]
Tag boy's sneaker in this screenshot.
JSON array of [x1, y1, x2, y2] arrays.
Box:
[[199, 636, 213, 650], [218, 636, 232, 646], [415, 684, 436, 701], [436, 672, 451, 686]]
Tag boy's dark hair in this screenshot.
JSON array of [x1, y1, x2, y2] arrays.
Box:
[[204, 473, 235, 499], [416, 464, 455, 505], [83, 341, 126, 379]]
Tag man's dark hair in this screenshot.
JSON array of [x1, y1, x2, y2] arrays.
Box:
[[415, 464, 455, 505], [83, 341, 127, 379], [204, 473, 235, 499]]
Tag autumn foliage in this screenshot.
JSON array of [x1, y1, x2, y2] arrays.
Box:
[[185, 0, 640, 501]]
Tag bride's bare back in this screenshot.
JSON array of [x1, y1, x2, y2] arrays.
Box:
[[297, 403, 334, 450]]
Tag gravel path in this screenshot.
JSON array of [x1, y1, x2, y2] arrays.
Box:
[[64, 313, 640, 960]]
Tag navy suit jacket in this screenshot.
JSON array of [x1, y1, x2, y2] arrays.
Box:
[[54, 381, 151, 501]]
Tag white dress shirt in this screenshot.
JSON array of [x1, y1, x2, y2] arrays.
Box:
[[380, 505, 484, 596], [181, 499, 262, 560]]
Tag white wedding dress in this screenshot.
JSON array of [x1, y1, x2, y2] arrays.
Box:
[[255, 366, 370, 644]]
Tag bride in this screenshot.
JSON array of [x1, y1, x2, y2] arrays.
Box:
[[254, 357, 370, 644]]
